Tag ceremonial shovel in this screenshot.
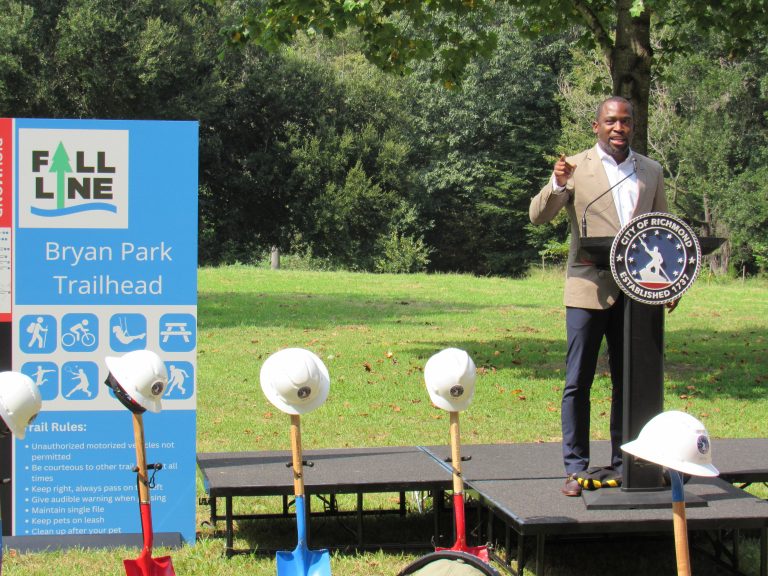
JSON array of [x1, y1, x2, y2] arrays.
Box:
[[276, 414, 331, 576], [124, 412, 175, 576], [436, 411, 489, 562], [621, 411, 719, 576]]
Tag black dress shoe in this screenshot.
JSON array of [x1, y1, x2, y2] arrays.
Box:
[[561, 475, 582, 497]]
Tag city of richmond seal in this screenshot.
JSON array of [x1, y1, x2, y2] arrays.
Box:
[[610, 212, 702, 305]]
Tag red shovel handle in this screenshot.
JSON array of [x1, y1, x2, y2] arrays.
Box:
[[140, 502, 154, 554], [449, 412, 467, 549], [126, 413, 176, 576], [452, 493, 467, 549]]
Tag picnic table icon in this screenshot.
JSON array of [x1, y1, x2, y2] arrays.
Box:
[[161, 322, 192, 343]]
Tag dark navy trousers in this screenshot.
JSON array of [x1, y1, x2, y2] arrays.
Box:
[[562, 296, 625, 475]]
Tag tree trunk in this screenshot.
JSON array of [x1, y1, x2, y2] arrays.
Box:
[[612, 0, 652, 155], [271, 246, 280, 270]]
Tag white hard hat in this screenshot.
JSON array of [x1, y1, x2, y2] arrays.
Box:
[[0, 372, 42, 439], [105, 350, 168, 413], [424, 348, 477, 412], [260, 348, 330, 415], [621, 410, 719, 477]]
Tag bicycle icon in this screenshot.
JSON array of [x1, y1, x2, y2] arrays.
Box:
[[62, 326, 96, 347], [61, 314, 99, 351]]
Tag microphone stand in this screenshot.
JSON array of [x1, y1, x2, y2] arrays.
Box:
[[581, 157, 637, 238]]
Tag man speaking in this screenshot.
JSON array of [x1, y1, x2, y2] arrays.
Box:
[[529, 96, 670, 497]]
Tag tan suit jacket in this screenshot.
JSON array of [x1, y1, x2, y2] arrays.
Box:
[[529, 145, 668, 310]]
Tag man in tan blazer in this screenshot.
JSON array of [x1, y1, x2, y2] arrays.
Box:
[[529, 96, 669, 496]]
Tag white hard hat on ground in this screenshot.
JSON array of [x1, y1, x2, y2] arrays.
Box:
[[424, 348, 477, 412], [105, 350, 168, 413], [0, 372, 42, 439], [621, 410, 719, 477], [260, 348, 330, 415]]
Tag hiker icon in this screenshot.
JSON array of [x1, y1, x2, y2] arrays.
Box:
[[61, 313, 98, 351], [22, 362, 59, 401], [62, 362, 98, 400], [21, 315, 57, 354], [158, 313, 196, 352], [164, 362, 194, 399], [110, 314, 147, 352]]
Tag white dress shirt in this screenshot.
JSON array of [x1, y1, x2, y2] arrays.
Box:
[[596, 146, 638, 227]]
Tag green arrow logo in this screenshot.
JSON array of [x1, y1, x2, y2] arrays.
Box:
[[49, 142, 72, 209]]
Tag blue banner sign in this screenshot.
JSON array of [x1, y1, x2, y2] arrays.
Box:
[[3, 118, 198, 543]]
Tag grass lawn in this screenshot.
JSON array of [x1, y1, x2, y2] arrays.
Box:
[[6, 266, 767, 575]]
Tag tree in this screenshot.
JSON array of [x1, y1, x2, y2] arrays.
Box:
[[7, 0, 221, 119], [0, 2, 42, 116], [647, 37, 768, 274], [224, 0, 498, 86], [557, 16, 768, 275], [404, 8, 568, 275], [227, 0, 768, 155], [202, 29, 428, 268]]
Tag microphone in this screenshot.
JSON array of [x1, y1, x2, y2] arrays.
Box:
[[581, 156, 638, 238]]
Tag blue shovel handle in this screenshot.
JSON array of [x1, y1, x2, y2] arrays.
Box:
[[295, 495, 308, 547], [670, 469, 685, 503]]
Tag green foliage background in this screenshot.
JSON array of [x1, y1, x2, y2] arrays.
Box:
[[1, 0, 767, 275]]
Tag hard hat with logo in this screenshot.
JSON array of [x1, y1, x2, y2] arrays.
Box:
[[424, 348, 477, 412], [104, 350, 168, 414], [0, 372, 42, 439], [621, 410, 719, 477], [260, 348, 330, 415]]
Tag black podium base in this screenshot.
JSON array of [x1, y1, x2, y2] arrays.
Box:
[[582, 487, 707, 510]]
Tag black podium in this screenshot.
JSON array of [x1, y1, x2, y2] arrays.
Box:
[[577, 235, 724, 509]]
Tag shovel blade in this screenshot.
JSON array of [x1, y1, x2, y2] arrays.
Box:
[[124, 555, 176, 576], [277, 546, 331, 576]]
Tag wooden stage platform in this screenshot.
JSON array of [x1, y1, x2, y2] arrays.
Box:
[[197, 439, 768, 575]]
